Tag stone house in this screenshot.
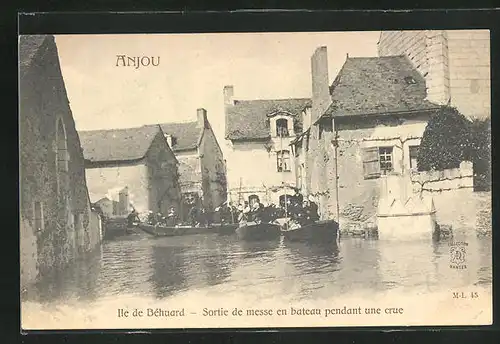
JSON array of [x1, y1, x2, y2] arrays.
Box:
[[292, 46, 442, 223], [224, 85, 311, 205], [79, 125, 181, 216], [19, 35, 103, 289], [159, 108, 228, 221]]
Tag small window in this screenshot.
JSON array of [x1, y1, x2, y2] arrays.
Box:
[[34, 201, 44, 231], [409, 145, 419, 170], [379, 147, 394, 174], [276, 118, 289, 137], [277, 150, 291, 172], [362, 146, 394, 180]]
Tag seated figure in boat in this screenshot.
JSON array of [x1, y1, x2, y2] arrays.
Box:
[[127, 208, 140, 228], [187, 205, 199, 227], [146, 210, 157, 225], [305, 196, 320, 222], [166, 206, 178, 226], [249, 201, 263, 223]]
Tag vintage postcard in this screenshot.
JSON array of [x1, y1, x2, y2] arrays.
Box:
[[19, 30, 492, 330]]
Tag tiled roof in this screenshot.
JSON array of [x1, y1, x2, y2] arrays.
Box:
[[225, 98, 311, 140], [158, 121, 201, 152], [79, 125, 161, 163], [19, 35, 50, 77], [324, 56, 440, 118]]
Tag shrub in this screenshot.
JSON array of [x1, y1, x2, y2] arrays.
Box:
[[417, 106, 473, 172]]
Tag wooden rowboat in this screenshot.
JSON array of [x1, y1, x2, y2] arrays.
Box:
[[137, 222, 238, 237], [213, 223, 239, 235], [235, 221, 281, 241], [137, 223, 216, 237], [280, 219, 339, 244]]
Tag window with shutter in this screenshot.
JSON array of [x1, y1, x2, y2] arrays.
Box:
[[362, 147, 381, 179]]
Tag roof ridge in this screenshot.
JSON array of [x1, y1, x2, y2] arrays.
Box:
[[79, 125, 160, 133], [234, 97, 311, 102]]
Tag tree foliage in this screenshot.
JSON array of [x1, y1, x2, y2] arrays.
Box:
[[417, 106, 473, 172]]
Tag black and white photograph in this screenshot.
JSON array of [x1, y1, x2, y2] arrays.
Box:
[[19, 29, 492, 329]]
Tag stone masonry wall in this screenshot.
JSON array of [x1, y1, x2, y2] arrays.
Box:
[[335, 115, 430, 224], [446, 30, 490, 120], [19, 36, 101, 289], [409, 161, 479, 229], [145, 132, 181, 214], [378, 29, 491, 120], [200, 124, 228, 210]]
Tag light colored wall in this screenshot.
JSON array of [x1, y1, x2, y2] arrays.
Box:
[[226, 139, 296, 204], [85, 163, 150, 213], [378, 29, 491, 119], [20, 217, 38, 288], [447, 30, 491, 120], [333, 115, 430, 223]]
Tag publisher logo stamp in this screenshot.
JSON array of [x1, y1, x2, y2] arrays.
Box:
[[449, 241, 468, 269]]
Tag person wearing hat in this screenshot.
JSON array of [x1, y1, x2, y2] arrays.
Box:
[[308, 195, 320, 221]]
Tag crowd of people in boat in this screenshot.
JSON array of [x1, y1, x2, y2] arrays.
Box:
[[127, 191, 320, 228]]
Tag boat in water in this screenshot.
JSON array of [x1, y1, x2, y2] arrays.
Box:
[[280, 219, 339, 244], [235, 221, 281, 241], [213, 223, 239, 235], [137, 223, 218, 237]]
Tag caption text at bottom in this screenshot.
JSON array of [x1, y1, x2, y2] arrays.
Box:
[[117, 306, 404, 318]]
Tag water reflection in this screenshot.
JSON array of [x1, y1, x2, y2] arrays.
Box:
[[23, 223, 492, 306], [150, 245, 188, 298]]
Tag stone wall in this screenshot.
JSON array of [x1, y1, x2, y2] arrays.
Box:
[[447, 30, 491, 120], [335, 114, 430, 223], [19, 35, 102, 289], [145, 132, 181, 215], [199, 119, 228, 210], [378, 29, 491, 120], [409, 161, 479, 229], [176, 151, 203, 194]]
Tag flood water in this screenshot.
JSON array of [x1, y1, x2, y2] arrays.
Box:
[[24, 227, 492, 306]]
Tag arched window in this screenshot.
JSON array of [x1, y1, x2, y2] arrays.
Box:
[[276, 150, 291, 172], [276, 118, 289, 137], [56, 117, 69, 194]]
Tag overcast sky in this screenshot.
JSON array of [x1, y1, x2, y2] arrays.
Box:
[[55, 32, 381, 153]]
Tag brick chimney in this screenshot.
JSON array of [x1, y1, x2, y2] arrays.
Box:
[[197, 108, 207, 128], [311, 46, 331, 122], [223, 85, 234, 106]]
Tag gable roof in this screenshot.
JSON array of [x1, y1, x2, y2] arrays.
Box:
[[158, 121, 201, 152], [79, 125, 162, 163], [323, 56, 440, 119], [19, 35, 51, 77], [225, 98, 311, 141]]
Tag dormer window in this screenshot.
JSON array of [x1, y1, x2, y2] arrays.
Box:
[[276, 118, 289, 137]]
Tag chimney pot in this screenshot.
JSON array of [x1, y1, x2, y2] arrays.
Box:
[[223, 85, 235, 106], [197, 108, 207, 128]]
